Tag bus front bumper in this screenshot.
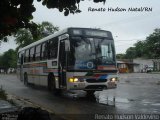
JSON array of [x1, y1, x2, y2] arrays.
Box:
[[68, 81, 117, 91]]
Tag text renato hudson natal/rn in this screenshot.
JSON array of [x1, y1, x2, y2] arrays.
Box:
[[88, 7, 152, 12]]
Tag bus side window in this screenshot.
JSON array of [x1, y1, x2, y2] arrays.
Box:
[[59, 41, 66, 67], [35, 45, 41, 61], [25, 49, 30, 62], [30, 47, 35, 62], [18, 52, 24, 64], [28, 49, 30, 62], [41, 42, 48, 60], [17, 53, 20, 64], [24, 52, 26, 63], [49, 38, 58, 59], [21, 54, 24, 64]]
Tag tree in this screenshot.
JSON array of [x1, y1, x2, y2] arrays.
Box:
[[125, 47, 136, 59], [15, 28, 33, 50], [116, 54, 126, 59], [15, 21, 59, 50], [134, 41, 146, 58], [31, 21, 59, 40], [0, 0, 36, 41], [0, 0, 106, 41], [0, 49, 17, 68], [145, 28, 160, 58], [124, 28, 160, 59]]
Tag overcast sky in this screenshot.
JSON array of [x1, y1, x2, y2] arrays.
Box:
[[0, 0, 160, 54]]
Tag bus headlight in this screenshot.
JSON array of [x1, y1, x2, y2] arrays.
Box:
[[69, 78, 74, 82], [110, 77, 117, 82], [69, 78, 79, 82], [74, 78, 79, 82]]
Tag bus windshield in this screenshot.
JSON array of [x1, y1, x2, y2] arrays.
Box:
[[69, 37, 116, 70]]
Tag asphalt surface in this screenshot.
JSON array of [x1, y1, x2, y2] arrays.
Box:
[[0, 73, 160, 120]]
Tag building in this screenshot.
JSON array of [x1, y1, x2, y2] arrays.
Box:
[[117, 59, 157, 73], [133, 59, 154, 73], [153, 59, 160, 71], [117, 59, 137, 73]]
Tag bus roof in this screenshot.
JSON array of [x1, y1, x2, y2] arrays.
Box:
[[18, 27, 112, 52], [18, 28, 68, 52]]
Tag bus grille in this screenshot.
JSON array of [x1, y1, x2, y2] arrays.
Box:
[[85, 85, 107, 90], [86, 79, 107, 83]]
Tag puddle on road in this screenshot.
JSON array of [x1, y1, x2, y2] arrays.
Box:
[[152, 109, 159, 113], [95, 90, 132, 105], [61, 90, 160, 110], [141, 100, 152, 104], [151, 103, 160, 106], [96, 95, 115, 105], [0, 100, 13, 109], [62, 90, 86, 99], [125, 80, 131, 83], [98, 97, 130, 104], [116, 98, 130, 103], [141, 99, 160, 106], [95, 91, 131, 105]]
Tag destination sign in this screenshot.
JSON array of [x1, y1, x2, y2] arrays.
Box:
[[85, 30, 108, 37], [72, 29, 110, 38]]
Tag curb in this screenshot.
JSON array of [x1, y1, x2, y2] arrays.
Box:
[[7, 94, 68, 120]]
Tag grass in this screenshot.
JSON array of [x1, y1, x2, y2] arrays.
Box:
[[0, 85, 7, 100], [0, 85, 17, 106], [8, 99, 16, 106]]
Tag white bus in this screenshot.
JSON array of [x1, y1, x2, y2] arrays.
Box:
[[17, 27, 118, 95]]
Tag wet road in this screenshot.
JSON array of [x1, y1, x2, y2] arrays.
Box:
[[0, 73, 160, 119], [100, 73, 160, 114]]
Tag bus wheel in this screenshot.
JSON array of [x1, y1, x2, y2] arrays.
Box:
[[24, 73, 28, 86], [86, 90, 96, 99]]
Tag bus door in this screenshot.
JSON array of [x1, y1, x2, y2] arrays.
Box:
[[20, 53, 24, 81], [59, 40, 67, 88]]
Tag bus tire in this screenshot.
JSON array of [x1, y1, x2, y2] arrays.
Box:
[[24, 73, 28, 86], [86, 90, 95, 98]]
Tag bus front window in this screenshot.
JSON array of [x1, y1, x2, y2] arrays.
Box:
[[69, 37, 115, 70]]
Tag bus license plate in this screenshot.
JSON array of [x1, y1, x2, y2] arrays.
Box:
[[78, 83, 85, 87], [108, 82, 115, 87]]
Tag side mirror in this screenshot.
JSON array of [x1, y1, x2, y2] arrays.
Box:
[[65, 40, 70, 52]]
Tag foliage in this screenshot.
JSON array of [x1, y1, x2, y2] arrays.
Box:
[[32, 21, 59, 40], [134, 41, 146, 57], [0, 86, 7, 100], [15, 21, 59, 50], [0, 0, 36, 41], [0, 21, 58, 69], [125, 47, 136, 59], [125, 28, 160, 59], [116, 54, 126, 59], [15, 29, 33, 50], [145, 28, 160, 58], [0, 0, 106, 41], [0, 49, 17, 68]]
